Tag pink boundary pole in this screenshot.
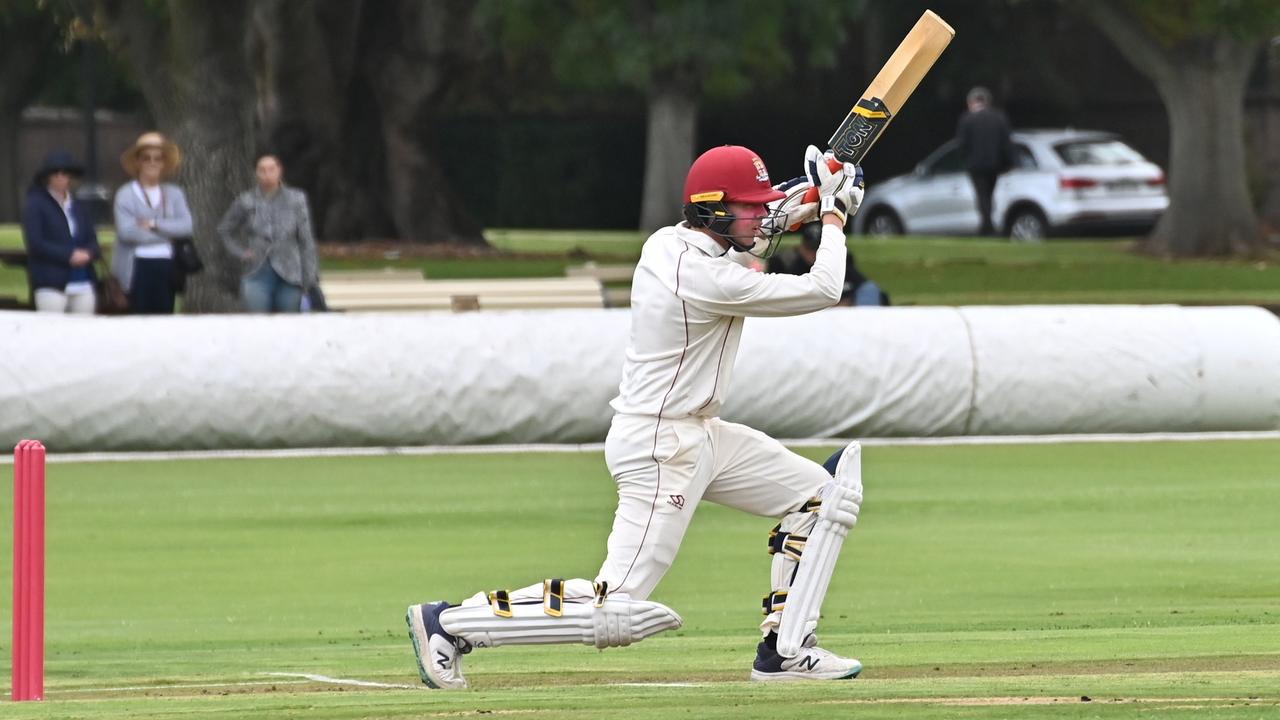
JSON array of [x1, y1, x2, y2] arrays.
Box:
[[12, 440, 45, 702]]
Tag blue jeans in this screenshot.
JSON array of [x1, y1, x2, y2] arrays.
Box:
[[242, 262, 302, 313]]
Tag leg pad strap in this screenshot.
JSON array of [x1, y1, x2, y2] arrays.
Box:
[[761, 590, 788, 615], [440, 594, 683, 650]]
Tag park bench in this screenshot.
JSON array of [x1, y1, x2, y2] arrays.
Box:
[[565, 261, 634, 308], [321, 272, 605, 312]]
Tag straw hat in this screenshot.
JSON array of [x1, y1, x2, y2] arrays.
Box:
[[120, 132, 181, 178]]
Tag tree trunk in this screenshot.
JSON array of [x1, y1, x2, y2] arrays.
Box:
[[253, 0, 398, 241], [1258, 41, 1280, 240], [0, 115, 19, 223], [639, 85, 697, 232], [361, 0, 484, 244], [94, 0, 257, 311], [1079, 4, 1266, 258], [1147, 42, 1262, 257]]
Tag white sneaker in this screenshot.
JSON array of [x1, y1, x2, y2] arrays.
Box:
[[406, 601, 471, 689], [749, 633, 862, 682]]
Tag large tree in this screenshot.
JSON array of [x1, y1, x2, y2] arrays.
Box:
[[91, 0, 257, 311], [253, 0, 484, 244], [482, 0, 860, 231], [1080, 0, 1277, 258], [251, 0, 388, 241], [0, 2, 62, 222]]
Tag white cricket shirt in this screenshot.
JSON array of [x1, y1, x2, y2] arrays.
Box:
[[610, 222, 847, 419]]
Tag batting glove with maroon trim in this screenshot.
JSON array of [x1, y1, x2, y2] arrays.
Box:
[[805, 145, 864, 225]]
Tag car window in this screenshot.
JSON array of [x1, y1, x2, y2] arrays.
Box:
[[1053, 139, 1145, 166], [928, 145, 965, 174], [1012, 144, 1037, 170]]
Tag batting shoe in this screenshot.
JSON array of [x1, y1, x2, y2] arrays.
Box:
[[406, 601, 472, 689], [750, 633, 862, 682]]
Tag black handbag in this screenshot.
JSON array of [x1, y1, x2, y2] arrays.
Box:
[[171, 237, 204, 275], [305, 284, 329, 312]]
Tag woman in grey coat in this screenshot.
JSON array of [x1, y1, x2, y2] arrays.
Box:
[[217, 153, 319, 313], [113, 132, 193, 314]]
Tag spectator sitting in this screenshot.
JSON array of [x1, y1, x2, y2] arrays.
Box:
[[767, 221, 889, 306], [112, 132, 193, 314], [21, 150, 102, 314], [218, 153, 319, 313]]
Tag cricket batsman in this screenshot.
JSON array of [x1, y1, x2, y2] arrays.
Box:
[[408, 144, 867, 688]]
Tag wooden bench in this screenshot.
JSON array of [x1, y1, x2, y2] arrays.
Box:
[[322, 268, 426, 283], [565, 262, 634, 307], [321, 276, 606, 312]]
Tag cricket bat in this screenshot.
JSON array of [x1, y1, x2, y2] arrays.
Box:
[[828, 10, 955, 164]]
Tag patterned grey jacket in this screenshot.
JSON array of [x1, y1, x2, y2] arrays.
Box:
[[217, 185, 318, 287]]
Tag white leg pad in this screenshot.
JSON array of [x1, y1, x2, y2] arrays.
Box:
[[776, 442, 862, 658], [440, 593, 682, 650]]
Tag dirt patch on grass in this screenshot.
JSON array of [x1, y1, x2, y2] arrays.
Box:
[[870, 653, 1280, 679], [816, 696, 1278, 708]]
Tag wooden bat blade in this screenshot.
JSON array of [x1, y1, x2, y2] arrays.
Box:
[[828, 10, 955, 164]]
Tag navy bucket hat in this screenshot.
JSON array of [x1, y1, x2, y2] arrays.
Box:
[[32, 149, 84, 186]]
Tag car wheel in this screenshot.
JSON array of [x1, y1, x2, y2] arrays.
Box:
[[1007, 207, 1048, 243], [865, 208, 904, 237]]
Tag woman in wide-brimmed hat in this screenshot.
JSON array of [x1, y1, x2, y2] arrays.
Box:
[[112, 131, 193, 314], [21, 149, 102, 314]]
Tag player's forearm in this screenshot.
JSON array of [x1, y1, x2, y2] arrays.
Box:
[[807, 223, 848, 304]]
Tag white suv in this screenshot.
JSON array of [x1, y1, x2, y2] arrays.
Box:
[[854, 129, 1169, 241]]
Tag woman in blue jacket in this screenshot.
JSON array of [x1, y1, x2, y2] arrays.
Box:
[[21, 150, 102, 314]]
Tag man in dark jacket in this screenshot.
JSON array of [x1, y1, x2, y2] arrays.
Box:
[[22, 150, 102, 313], [956, 86, 1012, 236]]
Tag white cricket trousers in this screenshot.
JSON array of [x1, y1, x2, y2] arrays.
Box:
[[595, 413, 830, 600]]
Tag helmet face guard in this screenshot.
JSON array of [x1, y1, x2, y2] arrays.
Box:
[[681, 146, 788, 258], [682, 198, 787, 258]]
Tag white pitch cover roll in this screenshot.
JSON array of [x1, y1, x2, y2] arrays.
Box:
[[0, 305, 1277, 451]]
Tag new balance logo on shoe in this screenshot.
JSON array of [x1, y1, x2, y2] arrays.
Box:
[[436, 650, 451, 669], [797, 655, 820, 671]]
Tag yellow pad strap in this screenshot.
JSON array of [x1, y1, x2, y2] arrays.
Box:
[[488, 589, 513, 617], [761, 590, 788, 616], [543, 578, 565, 617], [767, 524, 807, 561]]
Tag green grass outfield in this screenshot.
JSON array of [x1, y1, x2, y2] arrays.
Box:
[[4, 224, 1280, 306], [1, 439, 1278, 718]]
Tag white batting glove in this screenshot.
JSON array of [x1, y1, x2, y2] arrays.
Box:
[[764, 176, 820, 237], [817, 479, 861, 529], [804, 144, 865, 225]]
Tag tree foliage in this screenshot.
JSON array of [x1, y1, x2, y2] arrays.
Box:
[[478, 0, 862, 229], [481, 0, 859, 99]]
